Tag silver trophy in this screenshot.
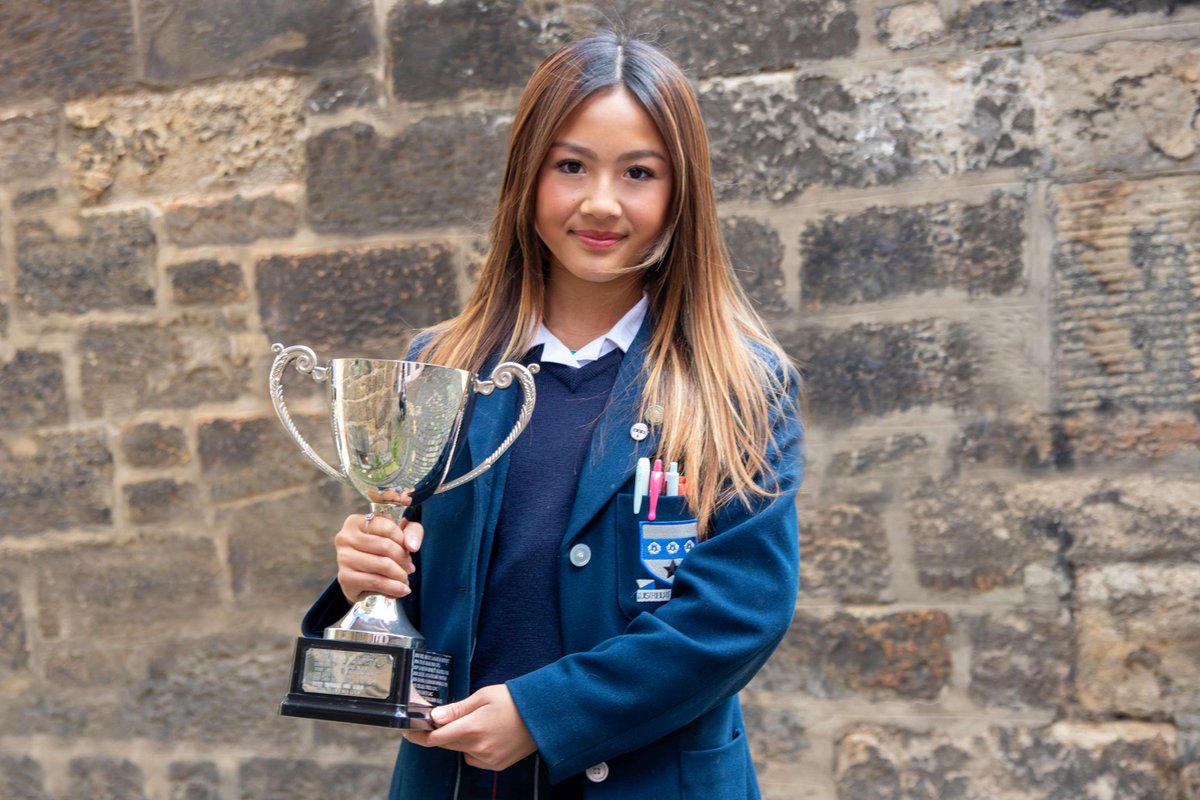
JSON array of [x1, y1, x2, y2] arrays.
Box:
[[268, 343, 537, 729]]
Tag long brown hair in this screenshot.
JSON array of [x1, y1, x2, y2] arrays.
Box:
[[420, 31, 796, 536]]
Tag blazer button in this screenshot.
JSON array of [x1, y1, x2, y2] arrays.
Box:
[[585, 762, 609, 782], [569, 544, 591, 567]]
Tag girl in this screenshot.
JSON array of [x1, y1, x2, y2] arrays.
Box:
[[302, 30, 804, 800]]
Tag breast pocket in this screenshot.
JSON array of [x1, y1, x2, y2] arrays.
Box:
[[615, 492, 698, 621]]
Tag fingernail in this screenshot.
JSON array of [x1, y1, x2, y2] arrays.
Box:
[[431, 707, 447, 723], [398, 585, 411, 596], [406, 533, 420, 551], [405, 563, 416, 575]]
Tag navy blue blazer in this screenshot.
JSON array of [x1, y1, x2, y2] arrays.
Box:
[[302, 318, 805, 799]]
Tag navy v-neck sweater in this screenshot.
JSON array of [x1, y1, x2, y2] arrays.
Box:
[[469, 345, 624, 692]]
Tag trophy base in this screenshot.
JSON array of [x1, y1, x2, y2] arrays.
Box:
[[280, 636, 452, 730]]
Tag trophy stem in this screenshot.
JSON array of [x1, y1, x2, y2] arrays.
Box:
[[325, 503, 425, 649]]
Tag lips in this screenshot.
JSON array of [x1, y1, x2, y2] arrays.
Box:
[[573, 230, 626, 250]]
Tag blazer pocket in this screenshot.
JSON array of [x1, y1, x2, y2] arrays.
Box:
[[615, 492, 698, 621], [679, 728, 750, 800]]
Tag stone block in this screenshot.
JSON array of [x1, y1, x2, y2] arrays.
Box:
[[306, 117, 509, 234], [0, 350, 68, 429], [0, 430, 114, 537], [909, 479, 1059, 592], [800, 191, 1025, 307], [221, 478, 356, 608], [124, 479, 201, 524], [827, 433, 932, 480], [702, 53, 1037, 203], [197, 415, 329, 503], [798, 502, 891, 603], [140, 0, 376, 84], [0, 110, 58, 181], [0, 1, 135, 103], [168, 259, 248, 307], [947, 0, 1178, 48], [306, 74, 381, 115], [758, 611, 951, 700], [0, 572, 28, 673], [12, 187, 57, 211], [1076, 563, 1200, 717], [780, 320, 980, 426], [968, 609, 1071, 709], [238, 759, 392, 799], [66, 77, 303, 203], [744, 705, 809, 775], [0, 755, 47, 800], [121, 422, 190, 469], [34, 535, 222, 641], [722, 216, 787, 313], [16, 211, 156, 315], [388, 0, 561, 101], [80, 314, 251, 418], [836, 722, 1181, 800], [169, 762, 219, 800], [256, 243, 459, 354], [65, 758, 147, 800], [1051, 175, 1200, 413], [163, 192, 298, 248], [877, 3, 946, 50]]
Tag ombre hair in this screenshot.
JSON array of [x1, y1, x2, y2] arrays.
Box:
[[420, 31, 796, 536]]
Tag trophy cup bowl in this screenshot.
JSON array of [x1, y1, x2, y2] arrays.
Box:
[[268, 343, 537, 729]]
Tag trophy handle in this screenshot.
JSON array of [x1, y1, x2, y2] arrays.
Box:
[[436, 361, 538, 494], [268, 343, 346, 484]]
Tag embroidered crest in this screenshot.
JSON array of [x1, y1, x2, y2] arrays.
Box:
[[639, 518, 698, 589]]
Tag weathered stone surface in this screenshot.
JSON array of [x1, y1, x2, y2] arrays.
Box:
[[307, 73, 381, 114], [744, 705, 809, 775], [121, 422, 190, 469], [306, 116, 509, 234], [0, 755, 46, 800], [1051, 175, 1200, 413], [168, 259, 248, 306], [0, 111, 58, 181], [16, 212, 156, 315], [163, 192, 298, 247], [909, 479, 1059, 592], [238, 758, 391, 799], [1036, 40, 1200, 174], [222, 478, 355, 607], [12, 187, 57, 211], [969, 610, 1071, 709], [758, 611, 951, 700], [124, 479, 201, 524], [1076, 563, 1200, 717], [168, 762, 219, 800], [0, 2, 136, 103], [800, 191, 1025, 307], [0, 350, 68, 429], [80, 314, 251, 418], [780, 320, 980, 426], [952, 0, 1184, 49], [836, 723, 1182, 800], [0, 564, 28, 675], [877, 3, 946, 50], [257, 243, 459, 354], [0, 430, 113, 536], [67, 77, 304, 203], [198, 416, 327, 503], [388, 0, 561, 101], [65, 758, 147, 800], [723, 216, 787, 313], [35, 536, 222, 642], [702, 54, 1037, 202], [140, 0, 376, 84], [827, 433, 933, 480], [798, 502, 891, 603]]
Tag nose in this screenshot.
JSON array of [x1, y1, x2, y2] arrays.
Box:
[[580, 177, 620, 220]]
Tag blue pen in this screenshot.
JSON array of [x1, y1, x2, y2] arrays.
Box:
[[666, 461, 680, 496], [633, 457, 651, 514]]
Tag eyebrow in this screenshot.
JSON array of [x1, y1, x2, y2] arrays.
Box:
[[550, 141, 668, 163]]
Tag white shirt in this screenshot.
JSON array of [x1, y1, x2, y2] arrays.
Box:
[[529, 293, 649, 368]]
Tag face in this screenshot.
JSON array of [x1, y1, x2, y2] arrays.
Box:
[[534, 87, 673, 292]]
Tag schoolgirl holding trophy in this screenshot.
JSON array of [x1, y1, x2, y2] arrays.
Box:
[[303, 30, 805, 800]]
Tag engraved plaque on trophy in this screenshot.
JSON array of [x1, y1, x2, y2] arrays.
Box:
[[268, 344, 536, 729]]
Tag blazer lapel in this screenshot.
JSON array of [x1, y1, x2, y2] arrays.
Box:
[[562, 316, 657, 546], [464, 355, 520, 572]]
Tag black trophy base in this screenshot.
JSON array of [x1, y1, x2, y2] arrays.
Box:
[[280, 636, 452, 730]]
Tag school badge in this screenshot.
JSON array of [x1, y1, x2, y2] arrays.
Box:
[[637, 519, 698, 602]]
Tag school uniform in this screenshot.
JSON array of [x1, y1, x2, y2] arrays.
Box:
[[301, 307, 805, 799]]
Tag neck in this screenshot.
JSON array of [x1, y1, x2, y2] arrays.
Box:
[[543, 274, 644, 350]]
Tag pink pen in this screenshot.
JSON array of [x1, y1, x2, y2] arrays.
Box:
[[648, 459, 664, 520]]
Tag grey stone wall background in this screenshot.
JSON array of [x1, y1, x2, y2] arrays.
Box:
[[1, 1, 1198, 798]]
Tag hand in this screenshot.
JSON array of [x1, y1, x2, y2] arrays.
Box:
[[405, 685, 537, 771], [334, 512, 424, 603]]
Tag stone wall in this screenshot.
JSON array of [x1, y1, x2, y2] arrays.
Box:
[[1, 1, 1198, 798]]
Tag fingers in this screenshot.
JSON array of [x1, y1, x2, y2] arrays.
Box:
[[335, 514, 424, 602]]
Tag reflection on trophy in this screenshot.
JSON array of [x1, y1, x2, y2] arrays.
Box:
[[268, 343, 537, 729]]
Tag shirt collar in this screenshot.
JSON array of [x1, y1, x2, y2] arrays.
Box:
[[530, 292, 649, 368]]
